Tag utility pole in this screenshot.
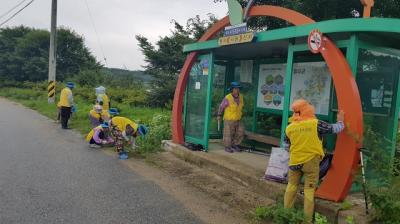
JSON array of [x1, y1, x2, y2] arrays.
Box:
[[47, 0, 57, 103]]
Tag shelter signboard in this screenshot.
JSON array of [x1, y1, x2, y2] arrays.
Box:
[[290, 62, 332, 115], [257, 64, 286, 110], [257, 62, 332, 115], [218, 32, 254, 46]]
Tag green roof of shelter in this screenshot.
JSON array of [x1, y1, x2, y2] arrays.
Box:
[[183, 18, 400, 53]]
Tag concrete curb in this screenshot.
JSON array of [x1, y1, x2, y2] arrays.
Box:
[[162, 140, 368, 223]]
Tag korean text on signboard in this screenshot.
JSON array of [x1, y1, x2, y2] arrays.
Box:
[[218, 32, 254, 46]]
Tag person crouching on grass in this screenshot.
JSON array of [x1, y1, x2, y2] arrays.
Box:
[[283, 99, 345, 223], [217, 81, 244, 153], [88, 104, 110, 128], [86, 122, 114, 148], [108, 116, 148, 158]]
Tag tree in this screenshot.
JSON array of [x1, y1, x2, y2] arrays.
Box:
[[136, 14, 218, 107], [214, 0, 400, 30], [0, 26, 101, 82]]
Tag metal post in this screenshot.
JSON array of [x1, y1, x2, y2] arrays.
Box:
[[359, 148, 369, 214], [48, 0, 57, 103]]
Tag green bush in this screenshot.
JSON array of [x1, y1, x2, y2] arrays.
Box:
[[253, 204, 305, 224], [368, 177, 400, 223], [136, 114, 171, 154]]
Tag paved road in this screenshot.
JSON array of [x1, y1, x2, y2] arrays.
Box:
[[0, 98, 202, 224]]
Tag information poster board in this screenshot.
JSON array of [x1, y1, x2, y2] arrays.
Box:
[[257, 64, 286, 110], [290, 62, 332, 115]]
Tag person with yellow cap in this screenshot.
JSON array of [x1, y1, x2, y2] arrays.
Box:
[[108, 116, 148, 159], [283, 99, 345, 223], [88, 104, 110, 128], [58, 82, 75, 129], [217, 81, 244, 153]]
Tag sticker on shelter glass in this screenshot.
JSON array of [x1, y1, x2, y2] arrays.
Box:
[[201, 59, 209, 75], [290, 62, 332, 115], [190, 63, 202, 76], [257, 64, 286, 110]]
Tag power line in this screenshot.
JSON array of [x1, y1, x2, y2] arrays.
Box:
[[0, 0, 29, 21], [83, 0, 108, 67], [0, 0, 34, 28]]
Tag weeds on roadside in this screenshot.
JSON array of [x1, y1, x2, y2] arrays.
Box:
[[252, 204, 305, 224]]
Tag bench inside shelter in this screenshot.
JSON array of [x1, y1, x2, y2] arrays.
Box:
[[244, 131, 280, 152]]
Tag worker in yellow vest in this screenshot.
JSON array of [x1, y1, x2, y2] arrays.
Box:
[[95, 86, 110, 111], [109, 116, 148, 159], [217, 81, 244, 153], [86, 122, 114, 148], [88, 104, 110, 128], [58, 82, 75, 129], [283, 99, 345, 223]]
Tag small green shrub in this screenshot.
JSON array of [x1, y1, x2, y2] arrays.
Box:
[[314, 212, 329, 224], [340, 200, 353, 211], [136, 114, 171, 154], [345, 215, 355, 224], [253, 204, 305, 224]]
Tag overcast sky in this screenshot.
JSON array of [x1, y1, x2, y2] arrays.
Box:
[[1, 0, 228, 70]]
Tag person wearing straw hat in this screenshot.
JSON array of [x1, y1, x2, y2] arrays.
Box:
[[88, 104, 110, 128], [86, 122, 114, 148], [108, 116, 148, 158], [95, 86, 110, 111], [58, 82, 75, 129], [217, 81, 245, 153], [283, 99, 345, 223]]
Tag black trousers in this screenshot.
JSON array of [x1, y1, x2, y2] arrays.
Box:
[[60, 106, 72, 129]]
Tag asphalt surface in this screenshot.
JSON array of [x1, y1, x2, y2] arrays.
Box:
[[0, 98, 202, 224]]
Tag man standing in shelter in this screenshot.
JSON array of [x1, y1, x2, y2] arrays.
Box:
[[58, 82, 75, 129], [217, 81, 245, 153]]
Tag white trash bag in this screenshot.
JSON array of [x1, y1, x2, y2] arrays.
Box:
[[264, 147, 289, 183]]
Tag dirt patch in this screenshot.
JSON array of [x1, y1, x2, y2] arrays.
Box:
[[103, 149, 273, 224]]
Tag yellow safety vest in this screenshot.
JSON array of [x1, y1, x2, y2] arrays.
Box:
[[100, 94, 110, 111], [111, 116, 138, 133], [285, 119, 323, 166], [89, 109, 110, 120], [58, 87, 72, 107], [223, 93, 244, 121], [86, 125, 103, 142]]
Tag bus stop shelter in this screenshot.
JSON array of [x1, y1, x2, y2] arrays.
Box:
[[171, 5, 400, 202]]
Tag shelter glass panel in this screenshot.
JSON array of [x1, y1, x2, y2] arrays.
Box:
[[289, 51, 335, 151], [254, 112, 282, 138], [184, 56, 211, 143], [233, 60, 256, 131], [357, 49, 400, 183], [209, 60, 227, 138]]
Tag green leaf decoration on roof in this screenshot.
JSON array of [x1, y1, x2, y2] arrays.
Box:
[[227, 0, 243, 26]]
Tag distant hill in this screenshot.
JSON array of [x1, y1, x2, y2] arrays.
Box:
[[102, 68, 154, 85]]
